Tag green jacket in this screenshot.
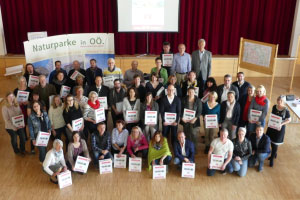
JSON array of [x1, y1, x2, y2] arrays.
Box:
[[150, 67, 168, 85]]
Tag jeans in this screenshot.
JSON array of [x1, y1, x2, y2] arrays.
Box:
[[162, 125, 178, 147], [130, 149, 148, 159], [204, 126, 217, 147], [248, 153, 269, 171], [153, 155, 172, 165], [37, 146, 46, 162], [231, 159, 248, 177], [92, 150, 113, 165], [6, 128, 25, 153], [207, 159, 233, 176]]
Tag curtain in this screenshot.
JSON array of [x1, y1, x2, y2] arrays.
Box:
[[0, 0, 296, 55]]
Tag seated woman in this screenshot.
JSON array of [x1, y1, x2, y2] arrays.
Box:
[[48, 95, 66, 141], [83, 91, 101, 135], [266, 95, 291, 167], [28, 101, 51, 162], [66, 132, 90, 172], [127, 126, 148, 158], [181, 71, 199, 98], [123, 87, 140, 133], [230, 127, 252, 177], [52, 71, 69, 94], [43, 139, 67, 184], [74, 86, 88, 111], [145, 72, 164, 101], [163, 75, 182, 98], [140, 92, 159, 141], [147, 131, 172, 170], [2, 92, 26, 155], [220, 91, 240, 140], [111, 120, 129, 156]]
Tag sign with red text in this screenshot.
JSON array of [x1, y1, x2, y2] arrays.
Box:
[[12, 115, 25, 128], [125, 110, 139, 123], [72, 118, 83, 131], [181, 163, 195, 178], [250, 109, 262, 122], [129, 157, 142, 172], [28, 75, 39, 87], [57, 170, 72, 189], [95, 107, 106, 123], [205, 115, 218, 128], [153, 165, 166, 179], [114, 154, 127, 168], [99, 159, 113, 174], [60, 85, 71, 98], [35, 131, 51, 147], [162, 54, 173, 67], [210, 154, 224, 170], [183, 109, 196, 121], [16, 91, 29, 102], [145, 111, 157, 125], [164, 112, 177, 124], [98, 97, 108, 110], [268, 113, 282, 131], [74, 156, 90, 173]]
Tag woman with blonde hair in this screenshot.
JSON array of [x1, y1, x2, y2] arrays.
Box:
[[163, 74, 182, 97], [2, 92, 26, 155], [127, 126, 148, 158], [48, 95, 66, 141]]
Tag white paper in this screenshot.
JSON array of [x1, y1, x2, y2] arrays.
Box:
[[57, 170, 72, 189], [153, 165, 166, 179], [70, 70, 85, 81], [210, 154, 224, 170], [201, 92, 209, 103], [116, 102, 123, 113], [74, 156, 90, 173], [164, 112, 177, 124], [145, 111, 157, 125], [72, 118, 83, 131], [250, 109, 262, 122], [114, 154, 127, 168], [95, 107, 106, 123], [27, 31, 47, 40], [183, 109, 196, 121], [162, 54, 173, 67], [125, 110, 139, 123], [99, 159, 113, 174], [60, 85, 71, 98], [16, 91, 29, 102], [103, 76, 115, 88], [12, 115, 25, 128], [268, 113, 282, 131], [156, 86, 165, 97], [35, 131, 51, 147], [28, 75, 39, 87], [98, 97, 108, 110], [205, 115, 218, 128], [129, 157, 142, 172], [181, 163, 195, 178]]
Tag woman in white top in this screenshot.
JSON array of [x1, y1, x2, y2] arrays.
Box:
[[123, 87, 140, 133], [48, 95, 66, 141], [43, 139, 67, 184], [74, 86, 88, 111], [111, 120, 129, 156]]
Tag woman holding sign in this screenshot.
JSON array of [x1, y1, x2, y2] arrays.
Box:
[[2, 92, 26, 155], [238, 85, 255, 131], [145, 72, 164, 101], [123, 87, 141, 133], [201, 77, 218, 99], [202, 91, 221, 154], [148, 131, 172, 170], [111, 120, 129, 156], [266, 96, 291, 167], [28, 101, 51, 162], [127, 126, 148, 158], [140, 92, 159, 141], [248, 85, 269, 134], [181, 87, 202, 152], [49, 95, 66, 141]]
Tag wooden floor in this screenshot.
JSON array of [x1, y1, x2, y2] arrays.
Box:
[[0, 76, 300, 200]]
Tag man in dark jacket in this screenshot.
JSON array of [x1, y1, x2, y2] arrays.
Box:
[[217, 74, 239, 103], [173, 131, 195, 168]]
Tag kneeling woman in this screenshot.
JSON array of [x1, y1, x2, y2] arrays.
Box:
[[148, 131, 172, 170], [66, 132, 91, 172], [127, 126, 148, 158], [43, 139, 67, 184]]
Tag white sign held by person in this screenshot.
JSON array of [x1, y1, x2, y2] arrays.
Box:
[[72, 118, 83, 131], [164, 112, 177, 125], [250, 109, 262, 122], [145, 111, 157, 125], [12, 115, 25, 128], [205, 115, 218, 128], [114, 154, 127, 168], [103, 76, 115, 88], [16, 91, 30, 102], [60, 85, 71, 98], [99, 159, 113, 174], [129, 157, 142, 172], [210, 154, 224, 170], [181, 163, 195, 178], [57, 170, 72, 189], [70, 70, 85, 81], [183, 109, 196, 121], [28, 75, 39, 87], [35, 131, 51, 147], [98, 97, 108, 110], [201, 92, 210, 103], [268, 113, 282, 131], [162, 54, 173, 67], [126, 110, 139, 123], [95, 107, 106, 123], [156, 86, 165, 97], [153, 165, 166, 179], [74, 156, 90, 173]]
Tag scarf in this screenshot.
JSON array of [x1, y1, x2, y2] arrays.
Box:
[[226, 100, 235, 119], [88, 99, 100, 109], [255, 96, 267, 106], [148, 139, 172, 170]]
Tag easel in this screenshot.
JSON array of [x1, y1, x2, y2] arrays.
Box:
[[289, 35, 300, 92]]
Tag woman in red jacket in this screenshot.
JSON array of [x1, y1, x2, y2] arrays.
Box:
[[127, 126, 148, 158]]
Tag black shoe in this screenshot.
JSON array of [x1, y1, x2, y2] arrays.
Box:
[[19, 152, 26, 157], [50, 177, 58, 184], [269, 159, 274, 167]]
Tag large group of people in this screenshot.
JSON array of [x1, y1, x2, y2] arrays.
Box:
[[2, 40, 291, 184]]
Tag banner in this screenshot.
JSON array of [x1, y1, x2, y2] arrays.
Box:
[[24, 33, 115, 79]]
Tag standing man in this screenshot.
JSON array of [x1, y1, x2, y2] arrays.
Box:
[[160, 41, 173, 77], [123, 60, 144, 87], [192, 39, 212, 88], [49, 60, 67, 84], [232, 72, 251, 104], [86, 59, 103, 87], [171, 44, 191, 86], [109, 79, 126, 126], [217, 74, 239, 103]]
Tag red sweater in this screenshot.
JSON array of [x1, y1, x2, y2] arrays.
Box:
[[126, 134, 149, 156]]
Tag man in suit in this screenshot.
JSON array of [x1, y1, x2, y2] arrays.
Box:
[[160, 84, 181, 147], [192, 39, 212, 88], [217, 74, 239, 103], [68, 60, 86, 89], [248, 125, 271, 172], [232, 72, 251, 104], [173, 131, 195, 169], [86, 59, 103, 87]]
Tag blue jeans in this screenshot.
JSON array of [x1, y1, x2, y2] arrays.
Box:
[[231, 159, 248, 177], [37, 146, 46, 162], [207, 159, 233, 176], [6, 129, 25, 153], [93, 150, 113, 165], [248, 153, 269, 171], [153, 155, 172, 165]]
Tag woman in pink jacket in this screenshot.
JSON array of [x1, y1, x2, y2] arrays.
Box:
[[127, 126, 148, 158]]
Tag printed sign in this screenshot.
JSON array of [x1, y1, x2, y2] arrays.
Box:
[[60, 85, 71, 98], [145, 111, 157, 125], [70, 70, 85, 81], [95, 107, 106, 123], [28, 75, 39, 87], [99, 159, 113, 174], [72, 118, 83, 131], [114, 154, 127, 168], [181, 163, 195, 178], [103, 76, 115, 88], [35, 131, 51, 147], [153, 165, 166, 179], [268, 113, 282, 131], [164, 112, 177, 124], [129, 157, 142, 172], [98, 97, 108, 110], [183, 109, 196, 121], [57, 170, 72, 189], [125, 110, 139, 123], [74, 156, 90, 173], [12, 115, 25, 128], [250, 109, 262, 122], [210, 154, 224, 170], [162, 54, 173, 67], [16, 91, 29, 102], [205, 115, 218, 128]]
